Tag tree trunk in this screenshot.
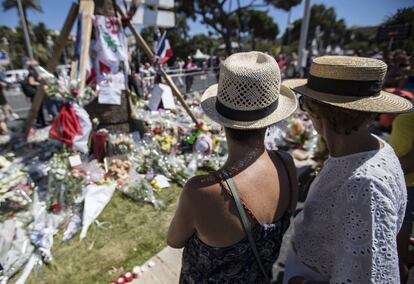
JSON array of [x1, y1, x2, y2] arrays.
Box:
[[224, 34, 232, 55], [252, 36, 256, 50], [84, 0, 131, 133], [286, 9, 291, 48], [23, 8, 29, 27]]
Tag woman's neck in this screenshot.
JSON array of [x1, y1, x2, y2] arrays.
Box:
[[222, 140, 266, 175], [324, 127, 380, 158]]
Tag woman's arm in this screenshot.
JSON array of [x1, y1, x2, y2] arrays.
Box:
[[28, 76, 40, 86], [167, 183, 196, 248]]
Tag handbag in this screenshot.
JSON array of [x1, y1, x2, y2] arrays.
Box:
[[220, 170, 271, 284]]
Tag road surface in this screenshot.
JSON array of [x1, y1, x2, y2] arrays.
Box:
[[4, 72, 218, 121]]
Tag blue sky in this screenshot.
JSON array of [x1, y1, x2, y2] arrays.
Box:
[[0, 0, 412, 37]]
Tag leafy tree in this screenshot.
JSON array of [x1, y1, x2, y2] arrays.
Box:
[[382, 7, 414, 53], [2, 0, 43, 27], [32, 22, 48, 46], [266, 0, 301, 46], [242, 9, 279, 50], [177, 0, 287, 55], [385, 7, 414, 25], [189, 34, 219, 55], [283, 4, 346, 51]]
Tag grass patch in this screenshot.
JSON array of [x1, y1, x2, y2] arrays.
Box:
[[12, 185, 181, 284]]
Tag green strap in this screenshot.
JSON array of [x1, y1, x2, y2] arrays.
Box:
[[220, 170, 270, 283]]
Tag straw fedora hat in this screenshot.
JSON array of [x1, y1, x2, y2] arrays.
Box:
[[201, 51, 297, 129], [284, 56, 413, 113]]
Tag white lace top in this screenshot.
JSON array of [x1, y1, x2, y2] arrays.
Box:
[[292, 140, 407, 283]]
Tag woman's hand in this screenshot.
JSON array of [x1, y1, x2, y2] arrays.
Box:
[[288, 276, 305, 284], [288, 277, 329, 284]]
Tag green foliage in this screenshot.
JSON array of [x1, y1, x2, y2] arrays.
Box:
[[283, 4, 346, 48], [385, 7, 414, 25], [2, 0, 43, 30], [1, 0, 74, 68], [0, 22, 73, 68], [176, 0, 285, 55], [242, 9, 279, 50], [264, 0, 301, 12], [283, 4, 414, 54], [383, 7, 414, 53], [2, 0, 42, 13]]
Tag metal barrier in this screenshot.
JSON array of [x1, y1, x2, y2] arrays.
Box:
[[140, 68, 219, 95]]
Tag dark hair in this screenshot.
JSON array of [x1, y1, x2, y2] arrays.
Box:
[[304, 97, 374, 135], [225, 127, 267, 142]]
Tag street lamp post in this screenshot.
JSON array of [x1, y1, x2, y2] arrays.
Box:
[[297, 0, 311, 77], [17, 0, 34, 61]]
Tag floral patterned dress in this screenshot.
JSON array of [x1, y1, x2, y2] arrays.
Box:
[[180, 152, 294, 283], [179, 212, 290, 284]]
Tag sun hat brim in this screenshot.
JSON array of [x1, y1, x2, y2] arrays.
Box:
[[284, 79, 413, 114], [201, 84, 298, 129]]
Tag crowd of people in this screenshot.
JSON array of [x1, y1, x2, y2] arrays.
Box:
[[1, 46, 413, 283], [167, 51, 414, 283]]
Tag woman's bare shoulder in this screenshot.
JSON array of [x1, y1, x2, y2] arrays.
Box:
[[182, 173, 222, 200]]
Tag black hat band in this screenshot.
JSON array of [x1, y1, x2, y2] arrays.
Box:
[[215, 99, 278, 121], [307, 74, 383, 97]]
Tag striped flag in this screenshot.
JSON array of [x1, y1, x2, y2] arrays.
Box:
[[155, 31, 173, 64]]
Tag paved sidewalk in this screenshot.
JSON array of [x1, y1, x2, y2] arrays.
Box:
[[131, 246, 183, 284]]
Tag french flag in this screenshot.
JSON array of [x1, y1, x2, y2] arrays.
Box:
[[156, 31, 173, 64]]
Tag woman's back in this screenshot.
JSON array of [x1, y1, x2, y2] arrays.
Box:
[[191, 150, 296, 246], [178, 150, 297, 283]]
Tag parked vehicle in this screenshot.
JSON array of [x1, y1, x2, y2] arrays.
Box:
[[4, 69, 28, 84]]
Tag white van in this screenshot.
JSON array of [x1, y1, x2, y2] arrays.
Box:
[[4, 69, 29, 84]]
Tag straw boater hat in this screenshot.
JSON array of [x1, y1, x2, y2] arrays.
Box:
[[284, 56, 413, 113], [201, 51, 297, 129]]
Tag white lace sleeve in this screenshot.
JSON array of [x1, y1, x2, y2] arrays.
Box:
[[329, 176, 403, 284]]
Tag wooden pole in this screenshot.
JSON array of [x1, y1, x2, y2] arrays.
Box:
[[78, 0, 95, 96], [117, 6, 199, 126], [25, 3, 80, 136]]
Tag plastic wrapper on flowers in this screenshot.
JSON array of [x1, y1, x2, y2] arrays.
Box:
[[45, 73, 97, 107], [0, 168, 34, 222], [120, 166, 162, 209], [80, 183, 116, 240], [0, 220, 34, 282], [47, 149, 86, 212], [131, 136, 190, 187], [28, 209, 64, 264]]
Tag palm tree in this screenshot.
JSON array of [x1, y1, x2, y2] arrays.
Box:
[[266, 0, 302, 47], [2, 0, 43, 25]]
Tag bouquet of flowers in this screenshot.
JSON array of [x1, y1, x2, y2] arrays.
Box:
[[47, 149, 86, 211], [45, 75, 96, 107], [108, 133, 134, 155]]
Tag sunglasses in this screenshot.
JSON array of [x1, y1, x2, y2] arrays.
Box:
[[299, 95, 306, 112], [298, 96, 320, 119]]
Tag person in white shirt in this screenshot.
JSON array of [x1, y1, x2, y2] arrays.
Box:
[[283, 56, 413, 284]]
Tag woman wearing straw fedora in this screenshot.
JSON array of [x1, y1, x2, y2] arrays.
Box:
[[282, 56, 413, 284], [168, 51, 298, 283]]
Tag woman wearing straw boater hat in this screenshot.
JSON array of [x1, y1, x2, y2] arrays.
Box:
[[168, 51, 298, 283], [282, 56, 413, 284]]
